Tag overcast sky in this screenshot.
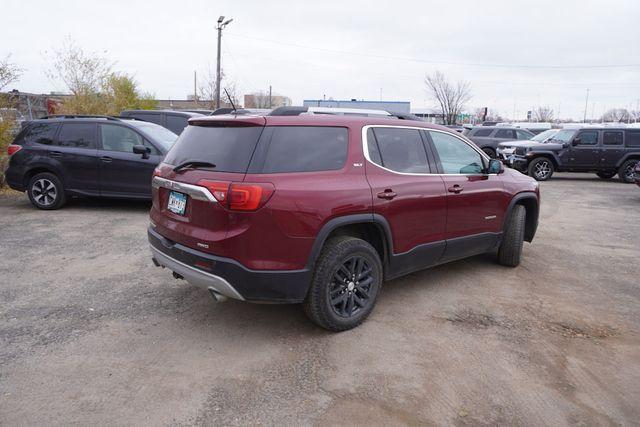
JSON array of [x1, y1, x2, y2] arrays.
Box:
[[3, 0, 639, 119]]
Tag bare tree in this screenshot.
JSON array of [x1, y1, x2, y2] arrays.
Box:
[[198, 67, 239, 109], [47, 36, 113, 96], [198, 67, 219, 109], [533, 106, 554, 122], [425, 71, 472, 125], [0, 55, 22, 91], [601, 108, 630, 123]]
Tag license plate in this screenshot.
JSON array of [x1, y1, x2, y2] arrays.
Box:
[[167, 191, 187, 215]]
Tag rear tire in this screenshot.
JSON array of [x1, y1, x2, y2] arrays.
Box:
[[303, 236, 383, 331], [27, 172, 66, 210], [497, 205, 526, 267], [527, 157, 554, 181], [596, 171, 616, 179], [618, 160, 638, 183]]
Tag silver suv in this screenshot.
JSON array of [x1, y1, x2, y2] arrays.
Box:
[[464, 126, 535, 158]]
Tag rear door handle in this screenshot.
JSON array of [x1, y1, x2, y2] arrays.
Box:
[[448, 184, 464, 194], [50, 151, 62, 158], [377, 189, 397, 200], [100, 156, 113, 163]]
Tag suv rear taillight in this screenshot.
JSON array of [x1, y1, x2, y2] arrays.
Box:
[[7, 145, 22, 156], [198, 180, 275, 211]]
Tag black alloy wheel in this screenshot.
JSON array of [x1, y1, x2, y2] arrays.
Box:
[[328, 255, 374, 318]]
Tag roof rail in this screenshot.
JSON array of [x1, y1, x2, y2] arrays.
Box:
[[38, 114, 128, 121], [268, 106, 423, 121]]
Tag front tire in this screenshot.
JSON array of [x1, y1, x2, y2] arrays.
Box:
[[528, 157, 554, 181], [27, 172, 66, 210], [303, 236, 383, 331], [618, 160, 638, 183], [497, 205, 526, 267]]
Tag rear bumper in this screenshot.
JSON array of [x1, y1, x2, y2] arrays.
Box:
[[148, 227, 312, 303], [5, 166, 25, 191]]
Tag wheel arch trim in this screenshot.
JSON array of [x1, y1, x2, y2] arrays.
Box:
[[504, 191, 539, 242], [305, 213, 393, 271]]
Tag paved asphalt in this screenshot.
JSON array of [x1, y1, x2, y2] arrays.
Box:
[[0, 173, 638, 426]]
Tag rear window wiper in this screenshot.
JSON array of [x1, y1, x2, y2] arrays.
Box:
[[173, 160, 217, 172]]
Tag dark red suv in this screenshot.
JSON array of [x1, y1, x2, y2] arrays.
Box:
[[149, 114, 540, 331]]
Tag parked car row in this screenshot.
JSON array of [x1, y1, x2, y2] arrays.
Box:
[[5, 105, 637, 331], [498, 127, 640, 182]]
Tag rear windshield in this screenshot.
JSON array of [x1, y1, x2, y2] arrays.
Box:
[[163, 125, 264, 173]]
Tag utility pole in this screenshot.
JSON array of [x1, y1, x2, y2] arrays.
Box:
[[268, 85, 272, 108], [215, 15, 233, 109], [193, 70, 197, 103], [583, 88, 590, 123]]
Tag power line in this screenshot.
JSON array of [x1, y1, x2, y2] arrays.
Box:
[[227, 33, 640, 70]]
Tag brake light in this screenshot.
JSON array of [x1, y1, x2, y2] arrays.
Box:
[[198, 180, 230, 203], [198, 180, 275, 211], [7, 145, 22, 156]]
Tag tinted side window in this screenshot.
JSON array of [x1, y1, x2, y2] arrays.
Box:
[[371, 128, 429, 173], [575, 131, 598, 145], [100, 124, 143, 152], [627, 131, 640, 147], [166, 115, 189, 134], [473, 128, 493, 137], [495, 129, 515, 139], [603, 131, 623, 145], [24, 123, 59, 146], [261, 127, 347, 173], [58, 123, 96, 149], [429, 131, 484, 174], [516, 129, 533, 140]]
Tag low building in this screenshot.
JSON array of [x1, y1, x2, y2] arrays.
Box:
[[244, 93, 291, 109], [304, 99, 410, 114]]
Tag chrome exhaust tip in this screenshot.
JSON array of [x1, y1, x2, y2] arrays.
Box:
[[208, 288, 228, 302]]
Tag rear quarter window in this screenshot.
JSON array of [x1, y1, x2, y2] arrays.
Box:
[[626, 131, 640, 147], [257, 126, 348, 173], [22, 122, 59, 146]]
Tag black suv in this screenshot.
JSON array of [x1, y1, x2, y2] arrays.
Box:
[[464, 126, 535, 158], [5, 115, 178, 209], [120, 110, 204, 135], [508, 127, 640, 182]]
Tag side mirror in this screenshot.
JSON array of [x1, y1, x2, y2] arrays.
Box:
[[133, 144, 151, 159], [571, 138, 580, 146], [487, 158, 504, 174]]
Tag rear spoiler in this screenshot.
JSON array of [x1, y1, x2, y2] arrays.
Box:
[[188, 116, 266, 127]]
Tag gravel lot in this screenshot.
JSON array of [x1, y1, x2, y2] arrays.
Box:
[[1, 173, 639, 426]]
